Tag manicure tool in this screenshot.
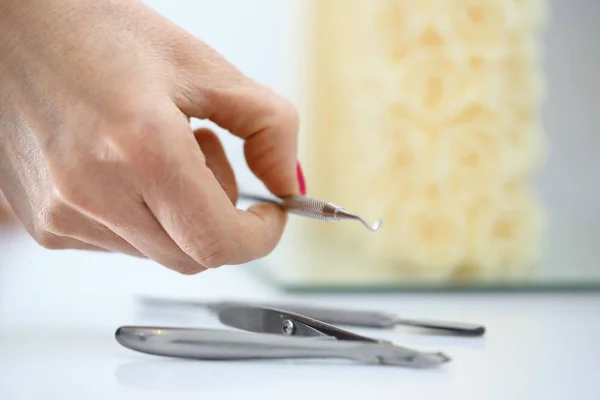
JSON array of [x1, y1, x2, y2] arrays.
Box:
[[238, 192, 383, 232], [116, 304, 450, 368], [137, 296, 485, 337]]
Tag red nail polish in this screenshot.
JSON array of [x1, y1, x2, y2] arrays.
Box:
[[296, 161, 307, 196]]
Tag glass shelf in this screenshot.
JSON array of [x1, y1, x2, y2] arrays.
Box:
[[248, 209, 600, 293]]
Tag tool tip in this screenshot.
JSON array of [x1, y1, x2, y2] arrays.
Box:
[[352, 214, 383, 232], [334, 209, 383, 232], [370, 219, 383, 232], [410, 352, 451, 368], [359, 217, 383, 232]]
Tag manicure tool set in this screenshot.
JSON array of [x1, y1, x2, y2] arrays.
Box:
[[115, 194, 485, 368]]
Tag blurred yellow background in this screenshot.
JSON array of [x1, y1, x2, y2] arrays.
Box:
[[256, 0, 600, 290]]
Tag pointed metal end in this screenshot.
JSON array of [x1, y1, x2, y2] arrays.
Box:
[[335, 210, 383, 232], [363, 218, 383, 232], [412, 352, 451, 367]]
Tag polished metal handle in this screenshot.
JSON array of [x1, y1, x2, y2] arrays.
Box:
[[136, 296, 485, 337], [116, 326, 342, 361], [238, 193, 382, 231], [235, 303, 485, 336], [115, 326, 449, 368]]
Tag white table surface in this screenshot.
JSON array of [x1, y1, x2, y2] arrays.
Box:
[[1, 229, 599, 400]]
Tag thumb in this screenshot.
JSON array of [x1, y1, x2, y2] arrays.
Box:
[[175, 53, 300, 197]]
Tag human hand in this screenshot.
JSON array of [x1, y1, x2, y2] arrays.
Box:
[[0, 0, 302, 273]]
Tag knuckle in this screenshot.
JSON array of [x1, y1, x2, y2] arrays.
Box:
[[51, 175, 86, 209], [36, 192, 70, 235], [124, 114, 176, 179], [164, 256, 207, 275], [34, 230, 63, 250], [274, 99, 299, 134], [92, 105, 160, 167], [194, 240, 235, 269], [176, 265, 206, 276]]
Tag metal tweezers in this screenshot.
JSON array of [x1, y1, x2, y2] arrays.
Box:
[[115, 302, 470, 368]]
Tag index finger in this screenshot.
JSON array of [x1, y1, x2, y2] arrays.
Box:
[[182, 79, 301, 197]]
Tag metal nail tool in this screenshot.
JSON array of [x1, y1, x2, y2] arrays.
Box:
[[238, 193, 383, 232], [137, 296, 486, 337], [116, 304, 450, 368]]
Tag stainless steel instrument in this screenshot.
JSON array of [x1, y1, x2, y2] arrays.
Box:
[[137, 296, 486, 337], [116, 304, 450, 368], [238, 193, 383, 232]]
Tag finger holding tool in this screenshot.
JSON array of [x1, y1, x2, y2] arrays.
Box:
[[238, 192, 383, 232]]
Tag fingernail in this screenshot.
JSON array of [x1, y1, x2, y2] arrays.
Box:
[[296, 161, 307, 196]]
